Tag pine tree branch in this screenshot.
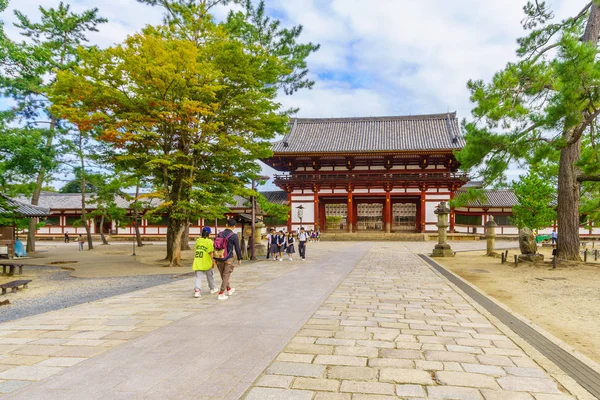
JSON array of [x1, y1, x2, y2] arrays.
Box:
[[577, 174, 600, 182]]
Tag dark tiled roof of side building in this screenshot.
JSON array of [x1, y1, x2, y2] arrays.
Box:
[[16, 191, 288, 211], [0, 195, 50, 217], [273, 112, 464, 154], [456, 189, 518, 208]]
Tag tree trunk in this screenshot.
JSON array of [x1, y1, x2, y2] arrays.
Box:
[[99, 214, 109, 245], [180, 223, 190, 251], [555, 3, 600, 261], [557, 139, 582, 261], [133, 183, 144, 247], [165, 216, 181, 264], [167, 219, 185, 267], [79, 134, 93, 250], [26, 118, 57, 253]]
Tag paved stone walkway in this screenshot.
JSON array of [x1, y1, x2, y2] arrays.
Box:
[[0, 241, 576, 399], [0, 242, 370, 399], [245, 243, 573, 400]]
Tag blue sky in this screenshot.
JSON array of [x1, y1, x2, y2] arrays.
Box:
[[1, 0, 576, 190]]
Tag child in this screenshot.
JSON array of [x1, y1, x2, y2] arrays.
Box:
[[277, 230, 285, 262], [266, 228, 274, 259], [270, 230, 280, 261], [286, 232, 295, 261], [192, 226, 218, 298]]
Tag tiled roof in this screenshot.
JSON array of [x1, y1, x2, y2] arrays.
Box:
[[458, 190, 518, 207], [14, 191, 288, 211], [273, 112, 464, 154], [0, 195, 50, 217], [15, 192, 160, 211], [260, 190, 288, 205], [229, 191, 288, 208]]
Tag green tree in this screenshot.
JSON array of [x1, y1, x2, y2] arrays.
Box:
[[510, 169, 557, 231], [457, 1, 600, 260], [51, 1, 318, 267], [89, 174, 129, 246], [0, 1, 106, 253]]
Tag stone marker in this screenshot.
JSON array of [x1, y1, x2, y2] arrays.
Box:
[[432, 202, 454, 257], [518, 227, 544, 262], [485, 216, 497, 256]]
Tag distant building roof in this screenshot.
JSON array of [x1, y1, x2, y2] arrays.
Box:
[[457, 189, 518, 208], [15, 191, 288, 212], [0, 195, 50, 218], [273, 112, 464, 154], [16, 192, 160, 210]]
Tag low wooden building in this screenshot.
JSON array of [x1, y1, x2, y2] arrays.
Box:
[[0, 195, 49, 257]]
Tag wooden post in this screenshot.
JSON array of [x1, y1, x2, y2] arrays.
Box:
[[347, 193, 353, 233], [449, 190, 455, 233], [314, 193, 319, 231], [385, 191, 391, 233], [514, 254, 518, 267], [595, 249, 598, 261], [420, 193, 426, 233], [584, 251, 587, 263], [501, 253, 505, 264]]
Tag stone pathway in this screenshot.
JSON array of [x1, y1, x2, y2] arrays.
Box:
[[0, 242, 370, 399], [0, 240, 578, 399], [244, 243, 573, 400]]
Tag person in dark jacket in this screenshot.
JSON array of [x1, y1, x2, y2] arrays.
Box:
[[215, 218, 243, 300]]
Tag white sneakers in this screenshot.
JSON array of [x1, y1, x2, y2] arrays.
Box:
[[194, 290, 200, 298], [217, 287, 235, 300], [210, 288, 219, 294]]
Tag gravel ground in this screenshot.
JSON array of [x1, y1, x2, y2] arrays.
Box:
[[0, 266, 190, 323]]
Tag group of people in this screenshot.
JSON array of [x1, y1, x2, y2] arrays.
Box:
[[266, 227, 316, 261], [192, 218, 243, 300], [64, 232, 86, 251]]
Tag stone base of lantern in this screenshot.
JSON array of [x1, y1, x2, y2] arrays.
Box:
[[431, 244, 455, 257], [254, 243, 267, 257]]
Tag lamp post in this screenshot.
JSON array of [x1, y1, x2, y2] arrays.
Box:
[[251, 175, 270, 260], [296, 204, 305, 229]]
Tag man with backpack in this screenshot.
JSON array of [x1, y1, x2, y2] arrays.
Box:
[[213, 218, 242, 300]]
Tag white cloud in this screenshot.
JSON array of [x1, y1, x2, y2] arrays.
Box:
[[1, 0, 581, 187]]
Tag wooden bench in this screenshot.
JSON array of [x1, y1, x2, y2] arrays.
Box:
[[0, 264, 24, 276], [0, 280, 31, 295]]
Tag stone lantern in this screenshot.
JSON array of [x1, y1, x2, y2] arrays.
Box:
[[432, 201, 454, 257], [485, 216, 497, 256]]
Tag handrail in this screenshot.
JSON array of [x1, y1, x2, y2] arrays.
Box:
[[274, 172, 469, 182]]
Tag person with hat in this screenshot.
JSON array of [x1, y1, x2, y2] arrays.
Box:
[[192, 226, 218, 298]]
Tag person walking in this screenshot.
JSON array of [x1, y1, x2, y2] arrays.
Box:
[[64, 232, 70, 243], [285, 232, 295, 261], [192, 227, 219, 298], [276, 230, 285, 262], [270, 230, 280, 261], [213, 218, 242, 300], [551, 229, 558, 245], [266, 228, 274, 259], [78, 234, 85, 251], [298, 227, 308, 260]]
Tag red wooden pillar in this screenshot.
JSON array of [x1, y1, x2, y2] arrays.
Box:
[[449, 190, 455, 233], [287, 192, 292, 232], [314, 193, 319, 230], [419, 193, 426, 233], [385, 191, 391, 233], [347, 193, 353, 233]]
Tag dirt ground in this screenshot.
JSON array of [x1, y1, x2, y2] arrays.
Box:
[[3, 241, 198, 279], [436, 245, 600, 364]]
